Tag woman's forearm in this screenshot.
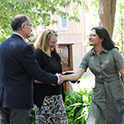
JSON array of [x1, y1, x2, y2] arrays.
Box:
[[62, 68, 85, 81]]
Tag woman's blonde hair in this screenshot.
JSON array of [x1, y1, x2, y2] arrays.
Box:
[[34, 29, 58, 56]]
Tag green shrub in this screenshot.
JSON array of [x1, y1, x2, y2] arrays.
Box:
[[29, 108, 35, 124], [64, 88, 93, 124]]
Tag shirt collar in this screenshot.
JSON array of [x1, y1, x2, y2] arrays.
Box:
[[13, 32, 25, 41], [90, 47, 108, 56]]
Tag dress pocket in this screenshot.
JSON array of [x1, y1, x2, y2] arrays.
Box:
[[92, 85, 105, 100], [108, 81, 124, 100]]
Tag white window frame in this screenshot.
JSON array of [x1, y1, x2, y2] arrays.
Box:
[[60, 16, 67, 30]]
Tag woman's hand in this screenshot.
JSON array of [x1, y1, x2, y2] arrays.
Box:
[[34, 80, 43, 84], [57, 74, 64, 85], [119, 68, 124, 83]]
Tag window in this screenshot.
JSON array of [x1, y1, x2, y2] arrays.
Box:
[[60, 16, 67, 30]]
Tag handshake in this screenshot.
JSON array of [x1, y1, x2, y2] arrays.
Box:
[[34, 72, 79, 85], [56, 73, 64, 85], [34, 73, 65, 85]]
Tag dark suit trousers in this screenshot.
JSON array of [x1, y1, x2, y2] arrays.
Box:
[[0, 107, 30, 124]]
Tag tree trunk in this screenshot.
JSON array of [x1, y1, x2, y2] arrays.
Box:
[[98, 0, 117, 38]]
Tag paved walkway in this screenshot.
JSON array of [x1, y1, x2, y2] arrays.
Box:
[[70, 76, 95, 93]]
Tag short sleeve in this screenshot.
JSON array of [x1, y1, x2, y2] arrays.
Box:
[[113, 49, 124, 70], [79, 52, 89, 70]]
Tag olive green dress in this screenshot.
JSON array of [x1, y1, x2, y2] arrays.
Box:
[[79, 47, 124, 124]]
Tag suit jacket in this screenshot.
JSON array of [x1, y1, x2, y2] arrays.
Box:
[[0, 34, 58, 109]]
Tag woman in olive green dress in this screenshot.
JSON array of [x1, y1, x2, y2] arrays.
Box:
[[62, 27, 124, 124]]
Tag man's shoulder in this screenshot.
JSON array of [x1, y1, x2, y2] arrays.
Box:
[[2, 36, 29, 51]]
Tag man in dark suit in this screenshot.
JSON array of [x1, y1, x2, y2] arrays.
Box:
[[0, 14, 62, 124]]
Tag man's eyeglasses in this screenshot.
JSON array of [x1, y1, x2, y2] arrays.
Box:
[[23, 23, 34, 29], [26, 24, 34, 29], [88, 34, 97, 38]]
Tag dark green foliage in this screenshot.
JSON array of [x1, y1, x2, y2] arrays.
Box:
[[29, 108, 35, 124], [0, 0, 81, 43], [64, 88, 92, 124]]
